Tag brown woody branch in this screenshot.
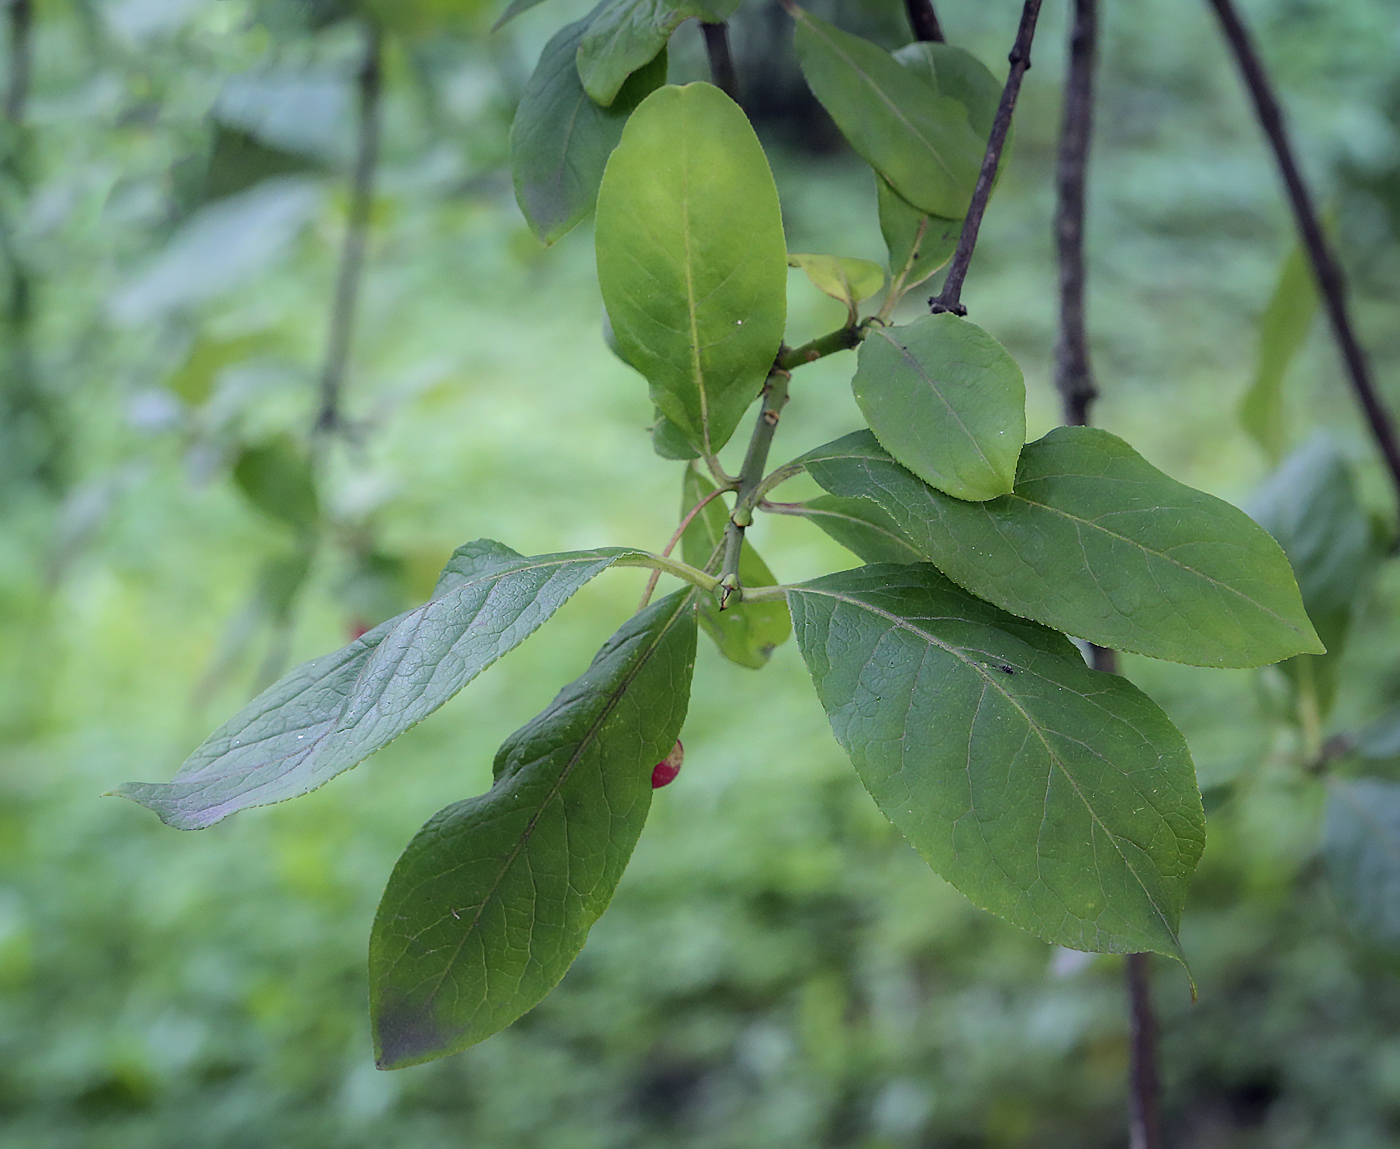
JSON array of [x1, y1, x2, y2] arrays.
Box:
[[903, 0, 944, 43], [1206, 0, 1400, 528], [930, 0, 1044, 316]]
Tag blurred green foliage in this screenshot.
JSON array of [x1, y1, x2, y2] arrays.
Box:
[[3, 0, 1400, 1145]]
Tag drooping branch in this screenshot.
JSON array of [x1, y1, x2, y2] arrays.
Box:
[[701, 22, 740, 105], [314, 18, 384, 436], [6, 0, 31, 125], [1054, 0, 1098, 427], [1206, 0, 1400, 528], [930, 0, 1043, 316], [1126, 951, 1163, 1149], [903, 0, 945, 43], [1052, 7, 1163, 1141]]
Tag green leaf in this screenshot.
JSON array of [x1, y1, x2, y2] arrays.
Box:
[[1325, 778, 1400, 946], [852, 312, 1025, 501], [232, 434, 320, 535], [788, 563, 1204, 959], [596, 83, 787, 456], [791, 9, 983, 219], [1251, 435, 1378, 716], [788, 253, 885, 310], [1240, 240, 1318, 463], [798, 494, 923, 565], [370, 590, 698, 1068], [492, 0, 553, 32], [877, 178, 959, 290], [168, 331, 277, 405], [875, 43, 1001, 290], [802, 427, 1324, 667], [578, 0, 739, 106], [680, 466, 791, 668], [116, 541, 647, 829], [511, 18, 667, 245], [651, 409, 700, 460]]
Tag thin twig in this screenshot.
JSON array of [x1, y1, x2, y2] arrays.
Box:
[[718, 370, 791, 603], [1206, 0, 1400, 529], [778, 324, 862, 371], [638, 483, 730, 609], [1054, 0, 1098, 426], [6, 0, 31, 125], [1126, 950, 1162, 1149], [1052, 8, 1162, 1137], [701, 22, 740, 104], [314, 18, 384, 436], [930, 0, 1043, 316], [903, 0, 944, 43]]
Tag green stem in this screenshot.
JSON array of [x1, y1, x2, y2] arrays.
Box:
[[615, 553, 721, 595], [718, 370, 792, 602], [779, 325, 863, 371]]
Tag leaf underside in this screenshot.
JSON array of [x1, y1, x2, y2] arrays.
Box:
[[788, 563, 1205, 960], [117, 541, 643, 829]]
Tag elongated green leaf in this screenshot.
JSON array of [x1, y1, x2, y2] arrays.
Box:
[[578, 0, 739, 106], [233, 434, 319, 535], [1325, 778, 1400, 946], [792, 9, 983, 219], [1251, 435, 1378, 716], [788, 253, 885, 310], [1240, 241, 1318, 463], [370, 591, 698, 1068], [892, 42, 1003, 138], [788, 563, 1204, 959], [802, 428, 1323, 667], [596, 83, 787, 456], [876, 43, 1001, 290], [877, 178, 959, 290], [511, 19, 667, 245], [852, 312, 1024, 501], [492, 0, 553, 32], [116, 541, 645, 829], [681, 466, 790, 668], [799, 494, 922, 565]]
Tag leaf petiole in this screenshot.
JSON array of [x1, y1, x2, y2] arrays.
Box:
[[615, 553, 722, 596]]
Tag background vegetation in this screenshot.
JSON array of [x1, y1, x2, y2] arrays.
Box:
[[2, 0, 1400, 1144]]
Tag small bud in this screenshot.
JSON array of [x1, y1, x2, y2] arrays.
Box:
[[651, 739, 684, 788]]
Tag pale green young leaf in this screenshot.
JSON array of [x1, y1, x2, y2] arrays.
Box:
[[852, 312, 1025, 501], [798, 494, 923, 565], [578, 0, 740, 106], [788, 253, 885, 310], [792, 8, 983, 219], [680, 466, 790, 668], [1325, 779, 1400, 947], [802, 428, 1323, 667], [370, 591, 698, 1068], [788, 563, 1204, 960], [116, 541, 645, 829], [596, 83, 787, 456], [1240, 241, 1318, 463], [511, 18, 667, 244]]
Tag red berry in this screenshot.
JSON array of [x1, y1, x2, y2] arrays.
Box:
[[651, 740, 684, 788]]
